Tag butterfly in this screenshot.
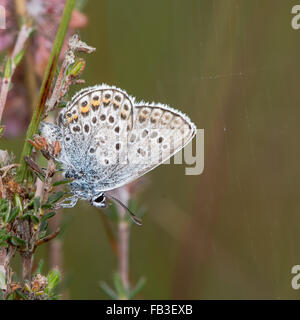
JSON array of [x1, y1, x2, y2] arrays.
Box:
[[40, 84, 196, 224]]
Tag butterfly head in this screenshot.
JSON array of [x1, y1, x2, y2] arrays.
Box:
[[91, 192, 107, 208]]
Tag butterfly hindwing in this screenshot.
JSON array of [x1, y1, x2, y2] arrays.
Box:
[[95, 102, 196, 191]]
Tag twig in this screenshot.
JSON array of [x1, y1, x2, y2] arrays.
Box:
[[44, 34, 95, 118], [0, 163, 20, 178], [34, 228, 60, 251], [0, 23, 32, 123]]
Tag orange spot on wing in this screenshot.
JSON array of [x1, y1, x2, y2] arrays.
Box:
[[79, 105, 90, 113], [91, 100, 100, 107], [103, 98, 110, 104]]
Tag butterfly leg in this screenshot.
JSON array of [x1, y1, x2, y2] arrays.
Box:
[[54, 195, 78, 209]]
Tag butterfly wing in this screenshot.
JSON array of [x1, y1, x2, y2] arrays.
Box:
[[96, 101, 196, 191], [56, 84, 134, 184], [43, 84, 196, 193]]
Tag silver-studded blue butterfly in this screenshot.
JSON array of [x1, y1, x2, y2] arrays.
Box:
[[40, 84, 196, 223]]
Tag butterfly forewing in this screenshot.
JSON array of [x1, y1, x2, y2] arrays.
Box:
[[58, 86, 133, 175]]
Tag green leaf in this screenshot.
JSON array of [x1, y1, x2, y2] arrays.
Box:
[[33, 170, 45, 182], [24, 198, 34, 210], [0, 229, 10, 246], [113, 272, 127, 299], [99, 281, 118, 300], [46, 269, 61, 294], [11, 236, 25, 247], [30, 214, 39, 224], [14, 194, 23, 215], [0, 241, 8, 248], [20, 212, 31, 220], [38, 230, 47, 240], [41, 204, 52, 210], [56, 102, 67, 109], [4, 57, 12, 79], [0, 229, 9, 238], [15, 290, 27, 300], [52, 179, 73, 187], [67, 59, 84, 77], [7, 207, 19, 223], [44, 192, 64, 206], [128, 277, 147, 299], [33, 197, 41, 213], [39, 221, 48, 232], [29, 192, 35, 199], [14, 49, 24, 66], [2, 201, 11, 224], [41, 211, 56, 223], [0, 198, 9, 213]]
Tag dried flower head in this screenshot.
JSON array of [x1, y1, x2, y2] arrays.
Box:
[[31, 273, 48, 292]]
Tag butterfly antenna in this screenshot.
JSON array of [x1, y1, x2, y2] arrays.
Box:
[[109, 195, 142, 226]]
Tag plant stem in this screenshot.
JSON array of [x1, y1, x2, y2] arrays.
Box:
[[21, 252, 32, 282], [18, 0, 76, 182], [116, 188, 131, 296], [24, 46, 38, 114], [118, 220, 130, 293], [0, 24, 32, 123]]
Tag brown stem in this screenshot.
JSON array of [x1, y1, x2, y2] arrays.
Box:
[[0, 163, 20, 178], [21, 252, 33, 282], [34, 228, 60, 249]]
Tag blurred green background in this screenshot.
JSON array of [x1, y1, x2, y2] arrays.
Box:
[[2, 0, 300, 299]]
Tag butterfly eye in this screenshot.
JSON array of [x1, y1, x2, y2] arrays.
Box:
[[92, 193, 106, 208], [95, 194, 104, 202]]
